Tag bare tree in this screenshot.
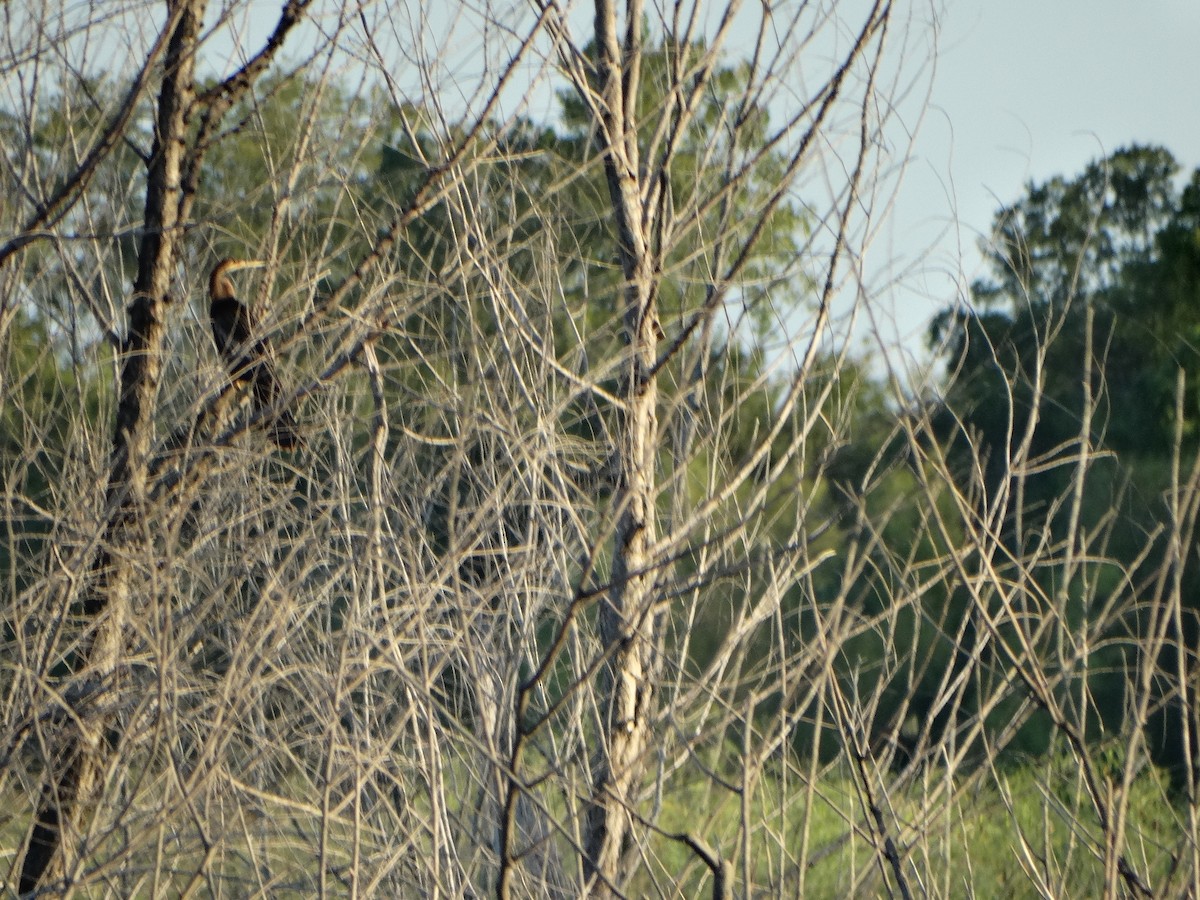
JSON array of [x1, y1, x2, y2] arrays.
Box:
[[3, 2, 1192, 899], [3, 0, 319, 889], [516, 1, 898, 894]]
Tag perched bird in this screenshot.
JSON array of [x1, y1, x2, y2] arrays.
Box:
[[208, 258, 301, 449]]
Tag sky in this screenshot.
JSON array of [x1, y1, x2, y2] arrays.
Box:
[[880, 1, 1200, 362]]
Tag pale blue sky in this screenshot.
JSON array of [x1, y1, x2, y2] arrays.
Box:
[[882, 1, 1200, 357]]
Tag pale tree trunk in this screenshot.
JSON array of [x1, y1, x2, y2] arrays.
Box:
[[581, 0, 665, 893], [18, 1, 206, 890]]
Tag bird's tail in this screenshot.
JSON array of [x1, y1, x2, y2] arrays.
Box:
[[252, 365, 303, 450]]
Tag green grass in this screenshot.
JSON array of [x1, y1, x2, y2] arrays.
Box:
[[3, 753, 1190, 897], [640, 756, 1186, 898]]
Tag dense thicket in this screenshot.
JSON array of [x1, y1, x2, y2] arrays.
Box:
[[2, 3, 1195, 896]]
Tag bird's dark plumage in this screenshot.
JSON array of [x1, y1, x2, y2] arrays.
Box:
[[209, 258, 300, 449]]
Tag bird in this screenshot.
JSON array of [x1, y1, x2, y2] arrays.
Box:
[[208, 257, 301, 449]]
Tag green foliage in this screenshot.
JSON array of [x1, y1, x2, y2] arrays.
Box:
[[928, 145, 1200, 774], [0, 296, 111, 593], [556, 38, 808, 340], [933, 145, 1200, 457], [929, 146, 1200, 551]]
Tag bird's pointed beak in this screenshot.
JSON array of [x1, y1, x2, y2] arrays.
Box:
[[227, 259, 266, 273]]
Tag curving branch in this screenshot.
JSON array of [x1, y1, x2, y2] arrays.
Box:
[[0, 8, 180, 270]]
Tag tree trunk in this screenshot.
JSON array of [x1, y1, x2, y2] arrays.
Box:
[[581, 1, 664, 894], [18, 1, 206, 891]]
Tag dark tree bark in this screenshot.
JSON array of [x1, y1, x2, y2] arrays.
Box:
[[17, 3, 208, 892]]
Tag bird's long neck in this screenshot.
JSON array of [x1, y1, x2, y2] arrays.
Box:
[[210, 274, 236, 303]]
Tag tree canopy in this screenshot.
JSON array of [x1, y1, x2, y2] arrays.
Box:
[[927, 144, 1200, 775]]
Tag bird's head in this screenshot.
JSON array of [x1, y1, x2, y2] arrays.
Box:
[[209, 257, 265, 301]]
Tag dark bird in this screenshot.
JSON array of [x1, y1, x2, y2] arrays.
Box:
[[209, 258, 301, 449]]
